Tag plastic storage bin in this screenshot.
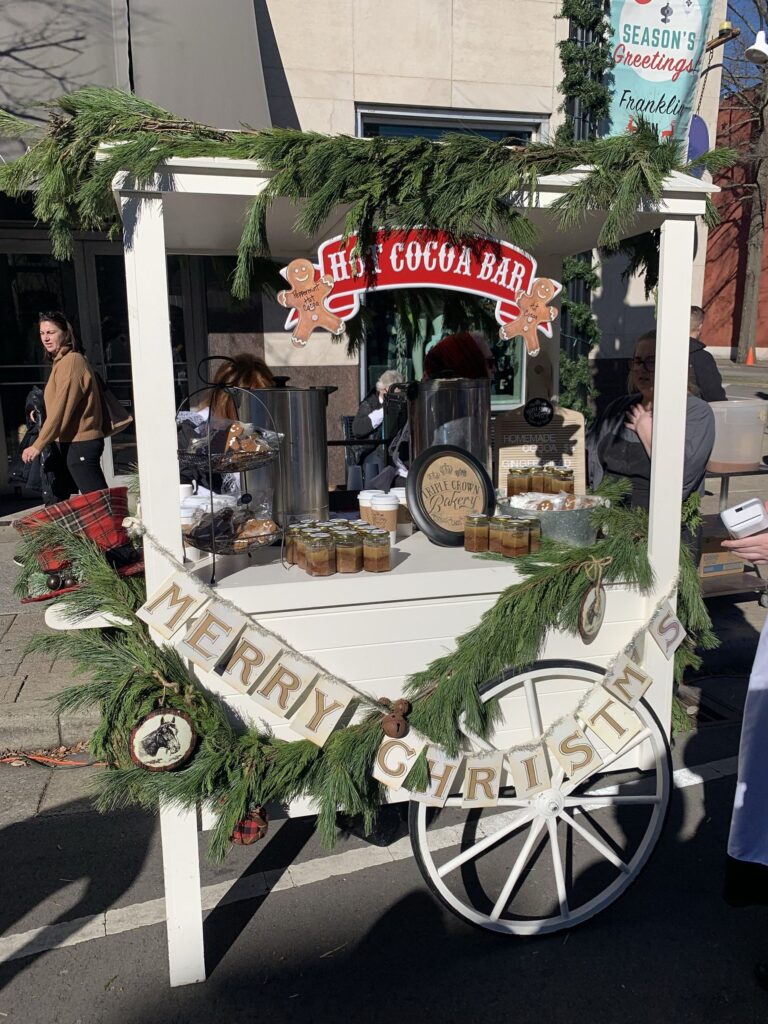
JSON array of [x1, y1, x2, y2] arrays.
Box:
[[707, 400, 767, 473]]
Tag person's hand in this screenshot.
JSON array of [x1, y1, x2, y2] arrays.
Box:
[[368, 407, 384, 429], [21, 445, 40, 464], [722, 502, 768, 564], [624, 404, 652, 434]]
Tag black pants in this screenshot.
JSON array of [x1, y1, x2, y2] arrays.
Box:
[[56, 439, 108, 498]]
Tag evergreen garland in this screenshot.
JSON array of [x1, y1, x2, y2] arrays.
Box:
[[18, 485, 716, 862], [0, 87, 732, 303], [559, 254, 602, 421], [555, 0, 613, 143]]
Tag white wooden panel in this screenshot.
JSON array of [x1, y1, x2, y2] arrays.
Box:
[[258, 596, 499, 651], [159, 800, 205, 986]]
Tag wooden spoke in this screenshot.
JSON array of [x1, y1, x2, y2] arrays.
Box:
[[436, 809, 535, 878], [547, 818, 569, 920], [523, 677, 544, 736], [489, 817, 546, 921], [558, 810, 630, 874]]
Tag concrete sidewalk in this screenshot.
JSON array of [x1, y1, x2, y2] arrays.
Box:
[[0, 531, 100, 753]]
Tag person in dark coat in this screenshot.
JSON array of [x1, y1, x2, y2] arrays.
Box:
[[587, 331, 715, 511], [352, 370, 403, 442], [689, 306, 726, 402], [9, 385, 73, 505]]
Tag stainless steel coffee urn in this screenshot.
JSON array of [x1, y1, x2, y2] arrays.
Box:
[[237, 386, 330, 523], [399, 378, 492, 470]]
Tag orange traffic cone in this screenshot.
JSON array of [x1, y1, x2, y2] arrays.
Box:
[[746, 345, 756, 366]]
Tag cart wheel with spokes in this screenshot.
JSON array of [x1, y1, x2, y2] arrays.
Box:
[[409, 660, 671, 935]]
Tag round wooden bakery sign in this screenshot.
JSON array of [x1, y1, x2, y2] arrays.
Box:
[[407, 445, 495, 546]]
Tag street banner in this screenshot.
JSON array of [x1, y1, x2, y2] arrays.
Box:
[[608, 0, 715, 141]]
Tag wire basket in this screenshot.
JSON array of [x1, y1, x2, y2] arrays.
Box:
[[178, 445, 278, 474], [185, 508, 282, 556]]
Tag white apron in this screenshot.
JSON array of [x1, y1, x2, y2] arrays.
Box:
[[728, 613, 768, 866]]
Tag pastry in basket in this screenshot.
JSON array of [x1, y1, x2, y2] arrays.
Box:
[[224, 422, 270, 456], [233, 517, 278, 551]]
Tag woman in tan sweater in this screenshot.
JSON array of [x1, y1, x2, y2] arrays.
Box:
[[21, 312, 108, 497]]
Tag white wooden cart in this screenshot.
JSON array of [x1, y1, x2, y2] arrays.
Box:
[[96, 156, 712, 984]]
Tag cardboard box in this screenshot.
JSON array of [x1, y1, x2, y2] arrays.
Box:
[[698, 551, 745, 578], [698, 514, 745, 578]]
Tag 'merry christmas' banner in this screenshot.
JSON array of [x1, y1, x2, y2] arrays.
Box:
[[608, 0, 715, 141]]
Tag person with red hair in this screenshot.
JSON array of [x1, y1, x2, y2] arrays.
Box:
[[423, 331, 492, 380]]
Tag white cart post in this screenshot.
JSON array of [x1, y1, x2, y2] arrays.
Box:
[[111, 158, 714, 985], [645, 214, 698, 735], [120, 181, 206, 987]]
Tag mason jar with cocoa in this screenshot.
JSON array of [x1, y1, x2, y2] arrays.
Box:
[[554, 467, 575, 494], [305, 534, 336, 576], [335, 533, 364, 573], [363, 530, 391, 572], [501, 520, 530, 558], [526, 517, 542, 553], [529, 465, 545, 491], [464, 513, 489, 553], [506, 467, 530, 497]]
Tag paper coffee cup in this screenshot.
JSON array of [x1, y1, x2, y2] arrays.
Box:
[[358, 489, 385, 524], [370, 494, 400, 545]]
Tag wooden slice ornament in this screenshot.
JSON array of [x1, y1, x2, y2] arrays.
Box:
[[578, 584, 606, 644], [577, 556, 611, 645], [129, 709, 197, 772]]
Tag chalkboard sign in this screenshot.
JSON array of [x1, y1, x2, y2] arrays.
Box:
[[495, 406, 586, 495], [407, 445, 495, 546]]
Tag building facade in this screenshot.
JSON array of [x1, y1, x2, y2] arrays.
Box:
[[0, 0, 724, 487]]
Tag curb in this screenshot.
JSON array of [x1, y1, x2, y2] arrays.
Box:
[[0, 701, 101, 754]]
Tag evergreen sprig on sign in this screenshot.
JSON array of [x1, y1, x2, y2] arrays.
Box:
[[0, 87, 732, 300], [18, 492, 716, 861]]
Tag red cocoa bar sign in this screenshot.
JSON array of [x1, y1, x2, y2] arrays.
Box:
[[278, 229, 561, 352]]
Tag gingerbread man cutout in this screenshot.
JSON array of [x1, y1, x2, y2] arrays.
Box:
[[278, 258, 344, 348], [499, 277, 560, 357]]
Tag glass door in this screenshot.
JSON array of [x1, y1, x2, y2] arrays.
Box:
[[0, 243, 80, 485], [81, 246, 199, 478]]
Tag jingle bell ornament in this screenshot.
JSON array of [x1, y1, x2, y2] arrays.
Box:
[[46, 573, 61, 591], [381, 713, 409, 739], [392, 699, 412, 717], [232, 806, 269, 845], [61, 574, 77, 589]]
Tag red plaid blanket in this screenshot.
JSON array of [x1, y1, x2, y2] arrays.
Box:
[[14, 487, 132, 572]]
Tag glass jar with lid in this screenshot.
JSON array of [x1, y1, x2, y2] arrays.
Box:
[[297, 528, 322, 571], [542, 466, 556, 493], [506, 467, 531, 497], [286, 524, 303, 565], [501, 520, 530, 558], [335, 533, 363, 573], [554, 468, 575, 494], [464, 513, 489, 553], [363, 530, 391, 572], [488, 515, 508, 554], [305, 534, 336, 576], [526, 516, 542, 553], [529, 465, 545, 492]]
